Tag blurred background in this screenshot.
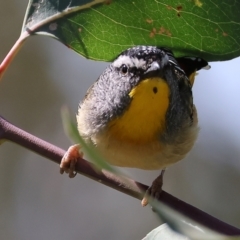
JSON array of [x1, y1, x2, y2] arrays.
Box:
[[0, 1, 240, 239]]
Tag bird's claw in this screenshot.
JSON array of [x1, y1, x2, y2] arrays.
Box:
[[60, 144, 83, 178], [141, 169, 165, 207]]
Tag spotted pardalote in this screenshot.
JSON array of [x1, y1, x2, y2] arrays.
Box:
[[60, 46, 210, 206]]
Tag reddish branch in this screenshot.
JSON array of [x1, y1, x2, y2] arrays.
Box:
[[0, 115, 240, 235]]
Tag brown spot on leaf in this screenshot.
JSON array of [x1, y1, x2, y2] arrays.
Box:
[[222, 32, 228, 36], [176, 5, 183, 17], [159, 26, 166, 34], [104, 0, 112, 5], [149, 32, 155, 38], [166, 30, 172, 37], [149, 28, 157, 38], [146, 19, 153, 24], [176, 5, 183, 11], [167, 5, 172, 10], [149, 25, 172, 38]]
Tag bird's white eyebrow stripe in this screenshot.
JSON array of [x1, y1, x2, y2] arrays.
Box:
[[112, 55, 147, 69], [112, 55, 133, 67]]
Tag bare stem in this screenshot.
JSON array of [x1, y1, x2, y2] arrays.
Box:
[[0, 31, 29, 81], [0, 115, 240, 235]]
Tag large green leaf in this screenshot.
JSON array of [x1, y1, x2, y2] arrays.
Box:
[[22, 0, 240, 61]]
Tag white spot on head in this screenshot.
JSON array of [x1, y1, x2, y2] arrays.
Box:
[[132, 58, 147, 69], [49, 23, 58, 31], [149, 62, 160, 71], [112, 55, 147, 69], [112, 55, 133, 68], [203, 64, 211, 70]]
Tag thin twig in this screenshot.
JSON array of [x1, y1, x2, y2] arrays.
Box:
[[0, 115, 240, 235], [0, 31, 29, 81]]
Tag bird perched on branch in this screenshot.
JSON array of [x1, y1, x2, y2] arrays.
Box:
[[60, 46, 210, 206]]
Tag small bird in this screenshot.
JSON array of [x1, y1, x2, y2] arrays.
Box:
[[60, 46, 210, 206]]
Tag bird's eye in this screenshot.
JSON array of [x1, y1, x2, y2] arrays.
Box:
[[120, 64, 128, 75]]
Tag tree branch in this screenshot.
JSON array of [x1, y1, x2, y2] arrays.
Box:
[[0, 115, 240, 236]]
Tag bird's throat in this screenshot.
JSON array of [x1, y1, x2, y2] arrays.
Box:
[[108, 77, 170, 144]]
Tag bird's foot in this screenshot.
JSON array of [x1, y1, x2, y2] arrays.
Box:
[[60, 144, 83, 178], [141, 169, 165, 207]]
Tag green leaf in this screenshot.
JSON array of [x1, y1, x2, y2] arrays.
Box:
[[22, 0, 240, 62], [22, 0, 106, 32], [149, 200, 240, 240], [143, 224, 189, 240]]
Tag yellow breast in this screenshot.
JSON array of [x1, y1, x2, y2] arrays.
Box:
[[108, 77, 170, 144]]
